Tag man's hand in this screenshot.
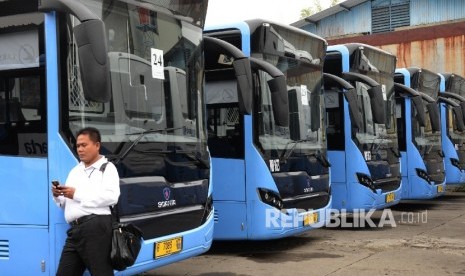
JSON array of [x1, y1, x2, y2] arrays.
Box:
[[59, 186, 76, 199], [51, 184, 62, 197], [51, 185, 75, 199]]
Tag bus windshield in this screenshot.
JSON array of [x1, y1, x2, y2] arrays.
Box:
[[64, 0, 208, 181], [411, 70, 442, 156], [354, 82, 397, 155], [413, 104, 441, 155], [352, 47, 398, 160], [253, 23, 326, 159]]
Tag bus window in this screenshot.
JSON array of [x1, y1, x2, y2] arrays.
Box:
[[0, 15, 46, 156]]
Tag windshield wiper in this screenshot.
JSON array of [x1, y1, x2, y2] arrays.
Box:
[[110, 126, 184, 164], [308, 151, 331, 168], [390, 147, 401, 158], [175, 149, 210, 169], [279, 139, 314, 163], [423, 144, 433, 156]]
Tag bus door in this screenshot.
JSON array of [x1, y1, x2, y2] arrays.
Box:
[[0, 6, 50, 273], [204, 36, 250, 239]]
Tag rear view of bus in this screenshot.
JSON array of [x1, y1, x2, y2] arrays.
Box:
[[439, 73, 465, 185], [0, 0, 213, 274], [324, 44, 402, 211], [395, 68, 446, 199], [204, 20, 331, 240]]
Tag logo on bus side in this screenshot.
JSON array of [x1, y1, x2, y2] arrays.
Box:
[[269, 159, 280, 172], [158, 187, 176, 208]]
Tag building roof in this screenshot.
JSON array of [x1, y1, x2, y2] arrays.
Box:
[[291, 0, 369, 27]]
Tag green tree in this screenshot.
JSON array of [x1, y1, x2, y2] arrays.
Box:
[[300, 0, 342, 19]]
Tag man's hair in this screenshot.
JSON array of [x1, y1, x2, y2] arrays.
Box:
[[76, 127, 101, 143]]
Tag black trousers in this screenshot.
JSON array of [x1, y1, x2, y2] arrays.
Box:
[[56, 215, 113, 276]]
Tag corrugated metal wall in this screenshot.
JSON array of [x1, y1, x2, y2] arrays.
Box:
[[301, 0, 465, 36], [325, 21, 465, 80], [299, 0, 465, 77], [411, 0, 465, 26], [302, 1, 371, 38], [380, 36, 465, 77]]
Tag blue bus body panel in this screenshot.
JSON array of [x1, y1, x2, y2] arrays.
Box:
[[442, 135, 463, 184], [0, 158, 48, 225], [114, 212, 214, 276], [211, 157, 247, 240], [0, 227, 49, 274], [211, 158, 246, 202]]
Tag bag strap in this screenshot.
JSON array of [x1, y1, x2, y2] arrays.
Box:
[[100, 162, 120, 224], [99, 161, 109, 173]]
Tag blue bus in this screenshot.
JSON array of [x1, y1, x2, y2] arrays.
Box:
[[323, 43, 402, 211], [439, 73, 465, 185], [394, 68, 447, 199], [0, 0, 214, 274], [203, 20, 331, 240]]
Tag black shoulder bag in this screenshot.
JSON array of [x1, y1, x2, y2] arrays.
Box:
[[100, 162, 143, 271]]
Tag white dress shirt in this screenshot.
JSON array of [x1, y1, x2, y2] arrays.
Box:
[[54, 156, 120, 223]]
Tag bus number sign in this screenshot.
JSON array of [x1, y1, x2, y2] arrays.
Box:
[[269, 159, 280, 172], [151, 48, 164, 80]]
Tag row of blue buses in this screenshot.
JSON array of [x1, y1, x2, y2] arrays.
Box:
[[1, 0, 463, 274], [204, 19, 465, 240]]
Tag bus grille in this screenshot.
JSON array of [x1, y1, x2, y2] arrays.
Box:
[[214, 209, 219, 223], [373, 177, 401, 193], [0, 240, 9, 260]]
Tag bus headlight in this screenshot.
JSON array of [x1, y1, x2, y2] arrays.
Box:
[[450, 158, 462, 170], [356, 173, 376, 192], [258, 188, 284, 210], [415, 168, 432, 184]]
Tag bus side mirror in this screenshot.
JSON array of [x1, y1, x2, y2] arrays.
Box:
[[460, 101, 465, 122], [453, 106, 465, 131], [345, 88, 363, 130], [267, 75, 289, 127], [73, 19, 111, 103], [233, 58, 253, 115], [411, 96, 426, 127], [426, 102, 440, 132], [367, 85, 386, 124]]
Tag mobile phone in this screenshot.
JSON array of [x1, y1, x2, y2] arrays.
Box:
[[52, 180, 60, 187]]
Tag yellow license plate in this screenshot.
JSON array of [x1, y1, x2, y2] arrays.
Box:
[[154, 237, 183, 259], [303, 212, 319, 226], [437, 185, 444, 193], [385, 192, 395, 203]]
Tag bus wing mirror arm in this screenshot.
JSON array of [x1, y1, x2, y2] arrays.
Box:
[[233, 58, 253, 115], [323, 73, 362, 130], [341, 72, 385, 124], [250, 57, 288, 127], [39, 0, 111, 103], [442, 92, 465, 122]]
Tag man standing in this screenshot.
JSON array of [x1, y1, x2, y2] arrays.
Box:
[[52, 127, 120, 275]]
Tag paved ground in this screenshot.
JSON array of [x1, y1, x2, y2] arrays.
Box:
[[146, 189, 465, 276]]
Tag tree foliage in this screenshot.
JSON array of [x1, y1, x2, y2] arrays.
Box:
[[300, 0, 342, 19]]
